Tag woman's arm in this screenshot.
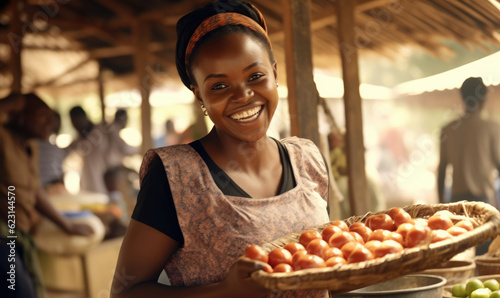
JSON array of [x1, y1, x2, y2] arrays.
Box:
[[111, 219, 271, 298]]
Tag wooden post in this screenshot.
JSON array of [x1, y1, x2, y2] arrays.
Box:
[[9, 0, 23, 93], [283, 0, 320, 147], [336, 0, 370, 215], [97, 63, 106, 123], [133, 21, 153, 154]]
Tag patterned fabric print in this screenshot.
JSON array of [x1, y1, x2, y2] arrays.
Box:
[[140, 137, 329, 298]]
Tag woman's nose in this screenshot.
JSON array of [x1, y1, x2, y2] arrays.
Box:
[[232, 84, 254, 102]]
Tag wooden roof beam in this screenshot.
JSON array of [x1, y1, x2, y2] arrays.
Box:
[[91, 0, 136, 18]]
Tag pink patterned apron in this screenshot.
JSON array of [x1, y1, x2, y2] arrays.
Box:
[[140, 137, 330, 297]]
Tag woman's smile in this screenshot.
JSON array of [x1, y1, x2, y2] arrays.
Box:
[[229, 105, 263, 122]]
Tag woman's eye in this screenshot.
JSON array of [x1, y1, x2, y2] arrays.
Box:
[[249, 73, 264, 82], [211, 83, 227, 90]]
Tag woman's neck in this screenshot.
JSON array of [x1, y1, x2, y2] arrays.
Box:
[[200, 128, 277, 173]]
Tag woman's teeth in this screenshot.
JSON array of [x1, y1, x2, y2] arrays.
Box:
[[230, 106, 262, 122]]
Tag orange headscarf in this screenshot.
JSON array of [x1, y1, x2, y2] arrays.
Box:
[[184, 11, 271, 72]]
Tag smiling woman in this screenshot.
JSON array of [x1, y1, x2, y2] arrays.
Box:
[[111, 1, 330, 298]]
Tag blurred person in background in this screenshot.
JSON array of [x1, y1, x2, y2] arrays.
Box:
[[36, 111, 69, 194], [68, 106, 137, 194], [0, 93, 93, 298], [437, 77, 500, 255], [437, 77, 500, 207], [107, 109, 138, 168]]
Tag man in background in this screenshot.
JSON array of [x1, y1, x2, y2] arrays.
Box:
[[437, 77, 500, 207]]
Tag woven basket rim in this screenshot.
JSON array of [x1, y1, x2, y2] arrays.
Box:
[[251, 201, 500, 293]]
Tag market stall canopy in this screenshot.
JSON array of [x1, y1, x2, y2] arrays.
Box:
[[395, 50, 500, 96], [1, 0, 500, 96]]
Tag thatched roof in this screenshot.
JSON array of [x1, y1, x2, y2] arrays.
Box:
[[1, 0, 499, 96]]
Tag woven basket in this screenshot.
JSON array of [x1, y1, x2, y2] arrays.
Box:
[[251, 201, 500, 294]]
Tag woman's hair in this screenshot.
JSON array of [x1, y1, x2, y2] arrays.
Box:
[[175, 0, 273, 89]]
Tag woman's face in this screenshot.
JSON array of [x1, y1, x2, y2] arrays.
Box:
[[190, 31, 278, 143]]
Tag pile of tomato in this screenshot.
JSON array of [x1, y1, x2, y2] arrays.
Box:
[[244, 207, 475, 273]]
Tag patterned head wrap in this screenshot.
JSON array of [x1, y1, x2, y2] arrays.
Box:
[[184, 11, 271, 75]]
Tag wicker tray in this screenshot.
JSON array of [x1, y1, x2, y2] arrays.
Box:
[[251, 201, 500, 295]]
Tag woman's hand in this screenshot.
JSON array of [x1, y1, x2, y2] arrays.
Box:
[[219, 257, 272, 298]]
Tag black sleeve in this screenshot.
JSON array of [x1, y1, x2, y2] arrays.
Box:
[[131, 155, 184, 244]]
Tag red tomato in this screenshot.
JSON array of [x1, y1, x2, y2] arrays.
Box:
[[299, 230, 322, 248], [323, 247, 343, 260], [328, 231, 356, 249], [330, 220, 349, 232], [455, 220, 474, 232], [326, 256, 347, 267], [349, 223, 372, 243], [291, 250, 308, 265], [322, 225, 343, 242], [413, 218, 428, 227], [388, 207, 413, 227], [367, 229, 391, 242], [364, 240, 382, 254], [306, 239, 330, 259], [268, 247, 293, 267], [293, 254, 327, 270], [427, 214, 453, 230], [350, 232, 365, 245], [405, 224, 432, 248], [373, 240, 404, 258], [395, 222, 415, 241], [384, 232, 404, 246], [431, 229, 453, 243], [341, 241, 364, 260], [347, 246, 374, 264], [283, 242, 306, 256], [447, 226, 468, 237], [244, 245, 268, 263], [273, 263, 293, 273], [365, 214, 395, 231]]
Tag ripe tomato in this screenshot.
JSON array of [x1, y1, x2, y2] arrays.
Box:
[[367, 229, 391, 242], [268, 247, 293, 267], [347, 246, 374, 264], [299, 230, 322, 248], [328, 231, 356, 249], [326, 256, 347, 267], [330, 220, 349, 232], [306, 239, 330, 259], [323, 247, 343, 260], [405, 224, 432, 248], [427, 214, 453, 230], [341, 241, 364, 260], [291, 250, 308, 265], [244, 245, 268, 263], [350, 232, 365, 245], [283, 242, 306, 256], [413, 218, 428, 227], [395, 222, 415, 241], [447, 226, 468, 237], [455, 220, 474, 232], [322, 225, 343, 242], [349, 223, 372, 243], [293, 254, 327, 270], [365, 214, 395, 231], [384, 232, 404, 246], [373, 240, 404, 258], [388, 207, 413, 227], [431, 229, 453, 243], [364, 240, 382, 254], [273, 263, 293, 273]]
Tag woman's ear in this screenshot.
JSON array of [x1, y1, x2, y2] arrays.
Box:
[[191, 84, 203, 106], [272, 60, 278, 84]]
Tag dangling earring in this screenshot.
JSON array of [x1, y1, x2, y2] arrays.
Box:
[[201, 104, 208, 116], [276, 81, 279, 87]]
